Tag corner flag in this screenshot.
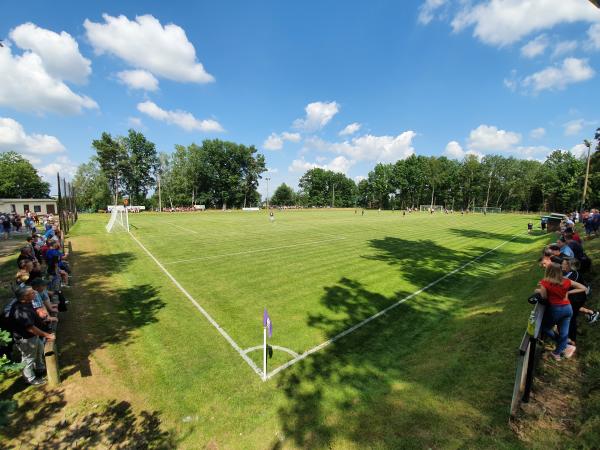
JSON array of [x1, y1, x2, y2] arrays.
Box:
[[263, 309, 272, 338]]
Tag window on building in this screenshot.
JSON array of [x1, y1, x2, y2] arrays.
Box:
[[33, 205, 41, 213], [46, 204, 56, 214], [10, 204, 16, 213], [23, 204, 30, 213]]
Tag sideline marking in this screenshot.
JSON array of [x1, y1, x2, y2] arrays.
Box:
[[127, 231, 264, 379], [162, 236, 346, 265], [264, 234, 520, 380]]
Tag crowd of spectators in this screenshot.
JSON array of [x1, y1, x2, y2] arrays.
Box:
[[0, 212, 70, 386], [533, 211, 598, 361]]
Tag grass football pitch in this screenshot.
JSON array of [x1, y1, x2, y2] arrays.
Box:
[[60, 210, 551, 448]]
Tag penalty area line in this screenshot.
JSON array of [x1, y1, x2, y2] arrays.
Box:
[[127, 231, 264, 379], [265, 234, 521, 381]]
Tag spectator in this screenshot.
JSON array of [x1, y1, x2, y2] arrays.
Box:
[[1, 214, 10, 240], [535, 263, 587, 360], [556, 237, 575, 259], [562, 259, 599, 347], [6, 286, 55, 385]]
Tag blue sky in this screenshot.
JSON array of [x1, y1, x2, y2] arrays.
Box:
[[1, 0, 599, 196]]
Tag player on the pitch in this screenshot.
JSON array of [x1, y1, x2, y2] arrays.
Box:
[[269, 211, 275, 222]]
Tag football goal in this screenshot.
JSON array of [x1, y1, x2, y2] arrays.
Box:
[[473, 207, 502, 214], [106, 206, 129, 232], [419, 205, 444, 212]]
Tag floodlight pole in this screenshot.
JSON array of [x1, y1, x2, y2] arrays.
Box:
[[158, 171, 162, 212], [581, 139, 592, 211], [266, 177, 271, 211], [331, 183, 335, 208]]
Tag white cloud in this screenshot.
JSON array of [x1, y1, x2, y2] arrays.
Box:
[[38, 155, 78, 181], [137, 101, 223, 132], [515, 145, 552, 160], [452, 0, 599, 46], [418, 0, 448, 25], [117, 70, 159, 91], [262, 132, 301, 150], [84, 14, 214, 83], [0, 117, 65, 155], [339, 122, 362, 136], [588, 23, 600, 50], [0, 45, 98, 114], [9, 23, 91, 84], [354, 175, 366, 183], [293, 101, 340, 131], [304, 131, 416, 163], [530, 127, 546, 139], [128, 117, 143, 128], [443, 140, 484, 160], [570, 143, 588, 158], [522, 58, 594, 93], [521, 35, 548, 58], [552, 40, 577, 58], [444, 140, 465, 158], [467, 125, 521, 151], [288, 155, 355, 174], [564, 119, 585, 136]]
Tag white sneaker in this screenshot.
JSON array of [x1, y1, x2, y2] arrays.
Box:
[[564, 344, 576, 359]]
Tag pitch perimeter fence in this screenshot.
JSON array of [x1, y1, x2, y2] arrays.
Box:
[[510, 302, 546, 418], [56, 172, 78, 235]]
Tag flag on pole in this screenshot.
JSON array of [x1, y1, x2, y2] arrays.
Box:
[[263, 308, 272, 338]]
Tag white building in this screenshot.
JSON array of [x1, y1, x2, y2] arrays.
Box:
[[0, 198, 58, 215]]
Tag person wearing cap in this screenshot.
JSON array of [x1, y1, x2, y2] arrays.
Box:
[[8, 286, 55, 385]]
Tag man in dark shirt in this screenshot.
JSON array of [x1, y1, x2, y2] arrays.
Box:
[[9, 286, 55, 385]]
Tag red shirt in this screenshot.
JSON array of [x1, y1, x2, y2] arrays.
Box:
[[572, 232, 581, 243], [540, 279, 571, 306]]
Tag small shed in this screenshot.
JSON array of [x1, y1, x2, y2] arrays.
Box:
[[541, 213, 566, 232], [0, 198, 58, 216]]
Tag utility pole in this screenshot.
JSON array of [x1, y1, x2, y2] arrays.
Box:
[[266, 177, 271, 210], [581, 139, 592, 212]]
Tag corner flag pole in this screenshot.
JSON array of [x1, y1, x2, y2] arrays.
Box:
[[263, 325, 267, 381]]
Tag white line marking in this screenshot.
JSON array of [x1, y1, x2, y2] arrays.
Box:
[[166, 221, 199, 234], [127, 231, 264, 378], [243, 345, 300, 358], [264, 234, 520, 380], [163, 236, 346, 265]]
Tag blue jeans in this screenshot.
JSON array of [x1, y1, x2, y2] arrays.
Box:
[[543, 304, 573, 355]]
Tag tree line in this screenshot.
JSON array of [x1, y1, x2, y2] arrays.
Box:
[[72, 131, 266, 211], [68, 128, 600, 213]]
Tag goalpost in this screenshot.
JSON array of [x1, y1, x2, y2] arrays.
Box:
[[473, 207, 502, 214], [419, 205, 444, 212], [106, 206, 129, 232]]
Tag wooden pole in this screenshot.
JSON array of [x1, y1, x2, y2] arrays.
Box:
[[44, 340, 60, 387]]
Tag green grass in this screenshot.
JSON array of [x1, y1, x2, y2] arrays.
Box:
[[2, 210, 566, 448]]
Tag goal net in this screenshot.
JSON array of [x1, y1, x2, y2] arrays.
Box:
[[106, 206, 129, 232], [419, 205, 444, 212], [473, 207, 502, 214]]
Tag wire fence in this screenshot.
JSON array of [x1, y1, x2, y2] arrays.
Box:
[[56, 172, 78, 235]]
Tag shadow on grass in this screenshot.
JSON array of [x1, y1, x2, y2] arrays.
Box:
[[1, 245, 172, 446], [275, 236, 531, 449], [2, 388, 176, 449]]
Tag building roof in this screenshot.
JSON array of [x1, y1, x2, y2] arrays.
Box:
[[0, 198, 57, 202]]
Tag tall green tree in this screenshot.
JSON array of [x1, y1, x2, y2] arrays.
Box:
[[121, 129, 159, 205], [72, 159, 112, 211], [91, 132, 127, 205], [0, 152, 50, 198], [271, 183, 296, 206], [298, 168, 357, 207]]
